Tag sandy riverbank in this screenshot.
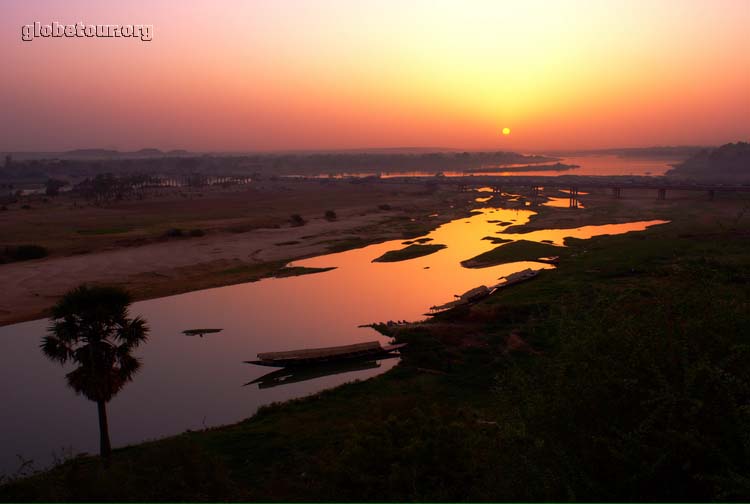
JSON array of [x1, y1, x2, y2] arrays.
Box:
[[3, 180, 740, 326], [0, 180, 475, 326]]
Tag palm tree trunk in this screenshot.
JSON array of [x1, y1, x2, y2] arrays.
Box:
[[97, 400, 112, 462]]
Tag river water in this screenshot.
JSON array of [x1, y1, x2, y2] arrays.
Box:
[[290, 154, 680, 179], [0, 204, 667, 474]]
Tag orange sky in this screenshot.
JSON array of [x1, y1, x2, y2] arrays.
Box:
[[2, 0, 749, 151]]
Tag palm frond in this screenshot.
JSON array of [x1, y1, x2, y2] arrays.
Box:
[[40, 335, 73, 363], [117, 316, 149, 346], [117, 353, 142, 381]]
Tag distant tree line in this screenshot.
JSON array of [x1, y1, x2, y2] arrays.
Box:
[[0, 151, 558, 184]]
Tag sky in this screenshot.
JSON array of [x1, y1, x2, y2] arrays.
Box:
[[2, 0, 749, 152]]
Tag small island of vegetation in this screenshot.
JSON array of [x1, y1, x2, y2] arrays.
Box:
[[373, 243, 447, 262], [461, 240, 563, 268]]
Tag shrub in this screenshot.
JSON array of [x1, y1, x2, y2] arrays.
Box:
[[289, 214, 306, 226], [324, 210, 337, 221], [188, 229, 205, 237], [1, 245, 48, 263], [165, 228, 184, 237], [378, 204, 392, 211]]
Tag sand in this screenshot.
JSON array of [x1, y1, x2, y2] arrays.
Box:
[[3, 181, 734, 327], [0, 211, 414, 326]]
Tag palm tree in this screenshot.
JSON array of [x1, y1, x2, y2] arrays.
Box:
[[41, 285, 149, 462]]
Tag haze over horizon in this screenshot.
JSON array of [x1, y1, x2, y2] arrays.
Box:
[[3, 0, 749, 152]]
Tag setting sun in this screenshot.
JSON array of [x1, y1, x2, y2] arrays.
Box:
[[502, 128, 511, 136]]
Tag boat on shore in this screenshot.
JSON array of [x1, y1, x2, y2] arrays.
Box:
[[245, 356, 400, 389], [426, 285, 493, 315], [245, 341, 407, 367], [426, 268, 542, 316], [493, 268, 540, 288]]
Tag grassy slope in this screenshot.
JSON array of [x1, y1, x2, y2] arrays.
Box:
[[2, 218, 750, 501]]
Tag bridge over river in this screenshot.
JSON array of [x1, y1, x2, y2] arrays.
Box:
[[377, 174, 750, 209]]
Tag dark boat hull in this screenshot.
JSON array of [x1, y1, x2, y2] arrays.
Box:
[[246, 356, 400, 389], [246, 343, 407, 368]]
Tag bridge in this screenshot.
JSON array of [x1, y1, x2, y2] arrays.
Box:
[[383, 174, 750, 209]]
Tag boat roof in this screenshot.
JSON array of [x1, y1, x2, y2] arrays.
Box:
[[461, 285, 489, 297], [505, 268, 537, 279], [257, 341, 383, 361]]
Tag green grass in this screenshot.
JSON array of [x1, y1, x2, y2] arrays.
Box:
[[3, 217, 750, 501], [373, 243, 447, 262], [461, 239, 563, 267]]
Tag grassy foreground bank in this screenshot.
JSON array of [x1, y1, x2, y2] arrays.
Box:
[[2, 217, 750, 501]]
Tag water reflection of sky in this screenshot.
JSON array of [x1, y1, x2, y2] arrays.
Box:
[[290, 155, 679, 179], [0, 206, 667, 473]]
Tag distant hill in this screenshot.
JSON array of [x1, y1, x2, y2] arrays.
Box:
[[666, 142, 750, 181]]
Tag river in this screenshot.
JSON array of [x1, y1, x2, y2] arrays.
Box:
[[0, 204, 667, 474]]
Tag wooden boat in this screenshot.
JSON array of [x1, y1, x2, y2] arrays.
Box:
[[426, 269, 542, 316], [426, 285, 493, 315], [245, 341, 407, 367], [494, 268, 540, 288], [461, 285, 492, 302], [182, 328, 223, 337], [245, 356, 399, 389]]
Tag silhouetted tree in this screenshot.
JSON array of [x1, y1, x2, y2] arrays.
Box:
[[41, 285, 149, 462]]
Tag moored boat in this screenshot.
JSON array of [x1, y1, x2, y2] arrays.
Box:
[[245, 357, 399, 389], [427, 285, 493, 315], [245, 341, 407, 367], [494, 268, 540, 288]]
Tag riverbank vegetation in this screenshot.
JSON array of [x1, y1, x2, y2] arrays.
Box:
[[0, 244, 48, 263], [3, 211, 749, 501]]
